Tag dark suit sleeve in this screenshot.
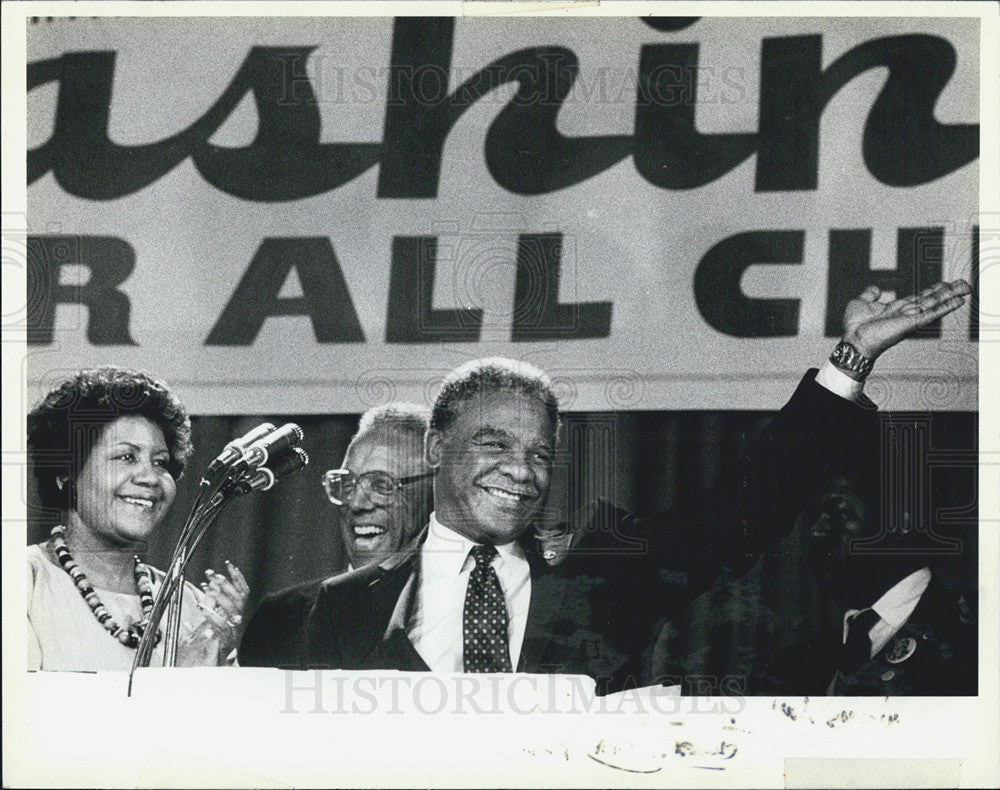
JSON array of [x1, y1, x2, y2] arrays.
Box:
[[238, 583, 320, 668], [580, 369, 879, 614]]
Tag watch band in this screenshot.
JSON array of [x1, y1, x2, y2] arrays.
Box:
[[830, 341, 874, 378]]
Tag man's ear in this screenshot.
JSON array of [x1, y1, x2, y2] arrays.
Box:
[[425, 429, 443, 469]]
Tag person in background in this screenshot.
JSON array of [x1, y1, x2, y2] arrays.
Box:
[[238, 402, 433, 666], [332, 403, 434, 571], [755, 474, 977, 695], [26, 366, 249, 671]]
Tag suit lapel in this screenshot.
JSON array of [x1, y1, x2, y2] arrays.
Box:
[[369, 559, 414, 624], [517, 543, 571, 673], [902, 572, 948, 636], [362, 626, 431, 672], [356, 555, 427, 671], [517, 503, 613, 673]]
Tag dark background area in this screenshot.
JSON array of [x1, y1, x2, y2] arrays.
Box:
[[27, 408, 977, 685]]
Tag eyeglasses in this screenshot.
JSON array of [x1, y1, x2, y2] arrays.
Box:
[[321, 468, 435, 506]]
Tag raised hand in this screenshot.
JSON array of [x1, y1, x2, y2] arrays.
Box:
[[842, 279, 972, 360]]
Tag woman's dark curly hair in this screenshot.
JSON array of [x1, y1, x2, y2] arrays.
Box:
[[26, 366, 193, 509]]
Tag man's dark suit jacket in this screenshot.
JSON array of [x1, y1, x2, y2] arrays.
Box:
[[240, 371, 877, 695], [753, 574, 977, 695]]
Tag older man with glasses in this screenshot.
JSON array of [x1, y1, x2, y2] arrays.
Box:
[[323, 406, 435, 571], [238, 402, 433, 667]]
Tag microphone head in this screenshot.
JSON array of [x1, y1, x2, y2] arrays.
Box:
[[232, 422, 277, 451], [234, 467, 275, 494], [269, 446, 309, 477], [255, 467, 278, 492], [271, 423, 303, 447], [234, 447, 309, 494], [241, 423, 304, 468], [205, 422, 278, 479]]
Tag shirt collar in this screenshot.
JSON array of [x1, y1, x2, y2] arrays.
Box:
[[424, 512, 525, 576], [386, 514, 526, 639], [852, 566, 932, 628]]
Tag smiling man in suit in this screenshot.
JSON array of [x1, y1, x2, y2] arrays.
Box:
[[238, 403, 434, 667], [239, 280, 971, 694]]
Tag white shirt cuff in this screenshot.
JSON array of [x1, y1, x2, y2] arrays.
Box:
[[816, 360, 865, 402]]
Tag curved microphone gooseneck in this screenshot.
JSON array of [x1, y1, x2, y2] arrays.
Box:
[[128, 424, 308, 693]]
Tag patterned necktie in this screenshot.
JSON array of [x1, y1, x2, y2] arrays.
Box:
[[840, 608, 879, 674], [463, 544, 513, 673]]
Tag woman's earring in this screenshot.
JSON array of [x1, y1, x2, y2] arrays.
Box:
[[57, 477, 76, 508]]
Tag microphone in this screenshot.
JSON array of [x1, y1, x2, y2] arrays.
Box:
[[240, 423, 304, 469], [235, 447, 309, 494], [205, 422, 277, 477]]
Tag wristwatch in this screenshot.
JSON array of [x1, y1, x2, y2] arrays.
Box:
[[830, 341, 874, 378]]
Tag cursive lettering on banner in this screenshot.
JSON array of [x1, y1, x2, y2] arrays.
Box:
[[27, 21, 977, 201]]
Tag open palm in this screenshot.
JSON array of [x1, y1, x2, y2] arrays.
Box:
[[842, 279, 972, 359]]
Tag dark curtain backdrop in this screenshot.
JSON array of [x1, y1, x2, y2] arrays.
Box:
[[27, 409, 977, 684]]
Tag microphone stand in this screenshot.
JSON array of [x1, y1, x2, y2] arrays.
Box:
[[128, 454, 257, 692], [128, 426, 307, 695]]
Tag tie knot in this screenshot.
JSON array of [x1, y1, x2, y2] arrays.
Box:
[[470, 544, 498, 568]]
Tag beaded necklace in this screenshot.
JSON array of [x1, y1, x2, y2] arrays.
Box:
[[50, 525, 161, 648]]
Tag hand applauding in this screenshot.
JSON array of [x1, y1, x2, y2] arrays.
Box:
[[195, 560, 250, 659]]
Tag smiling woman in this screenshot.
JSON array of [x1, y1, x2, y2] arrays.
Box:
[[25, 366, 249, 671]]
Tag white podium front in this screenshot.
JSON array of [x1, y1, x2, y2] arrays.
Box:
[[4, 668, 991, 787]]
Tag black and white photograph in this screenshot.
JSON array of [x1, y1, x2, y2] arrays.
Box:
[[3, 1, 997, 787]]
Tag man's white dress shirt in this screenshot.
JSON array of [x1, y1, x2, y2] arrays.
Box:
[[815, 360, 865, 402], [405, 514, 532, 672], [842, 566, 932, 658]]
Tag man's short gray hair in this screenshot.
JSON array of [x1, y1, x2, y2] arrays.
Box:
[[431, 357, 560, 434], [351, 401, 431, 449]]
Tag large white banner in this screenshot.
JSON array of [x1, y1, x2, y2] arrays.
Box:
[[24, 16, 980, 413]]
